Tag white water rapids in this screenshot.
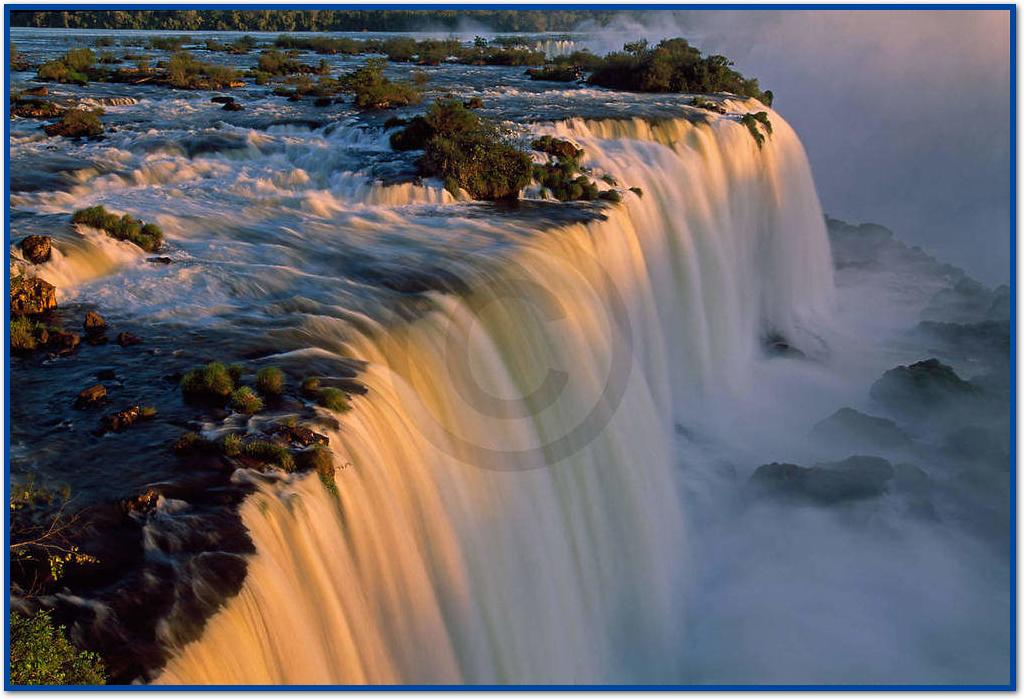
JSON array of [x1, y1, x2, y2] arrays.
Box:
[[156, 108, 836, 684]]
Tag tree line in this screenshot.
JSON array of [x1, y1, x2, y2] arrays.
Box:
[[9, 10, 621, 33]]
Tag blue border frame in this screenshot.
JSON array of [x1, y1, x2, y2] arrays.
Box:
[[3, 3, 1017, 691]]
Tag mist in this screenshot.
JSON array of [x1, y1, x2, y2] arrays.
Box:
[[577, 10, 1012, 285]]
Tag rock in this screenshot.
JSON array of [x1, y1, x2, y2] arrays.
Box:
[[147, 256, 173, 264], [10, 275, 57, 316], [811, 407, 911, 450], [463, 97, 484, 109], [222, 100, 243, 112], [116, 332, 142, 347], [750, 455, 894, 504], [313, 97, 332, 107], [210, 95, 234, 104], [101, 405, 156, 433], [45, 329, 80, 355], [75, 384, 107, 408], [762, 331, 805, 359], [83, 310, 106, 333], [11, 99, 64, 119], [270, 423, 329, 447], [23, 86, 48, 97], [19, 235, 52, 264], [122, 487, 160, 515], [870, 358, 978, 418]]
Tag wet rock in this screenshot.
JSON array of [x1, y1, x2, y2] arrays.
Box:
[[146, 256, 173, 264], [811, 407, 911, 450], [463, 97, 484, 109], [122, 487, 160, 515], [221, 100, 243, 112], [313, 96, 332, 107], [20, 235, 52, 264], [750, 455, 894, 504], [84, 310, 106, 333], [117, 332, 142, 347], [762, 331, 805, 359], [75, 383, 107, 408], [11, 99, 64, 119], [23, 86, 48, 97], [270, 423, 329, 447], [46, 329, 80, 355], [870, 358, 978, 418], [101, 405, 156, 433], [10, 274, 57, 316], [210, 95, 234, 104]]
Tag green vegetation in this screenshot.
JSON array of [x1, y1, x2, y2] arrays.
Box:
[[691, 97, 726, 114], [230, 386, 264, 415], [341, 58, 423, 110], [173, 430, 217, 455], [10, 317, 39, 352], [9, 611, 106, 686], [391, 100, 532, 201], [222, 432, 243, 457], [36, 47, 96, 84], [740, 111, 773, 148], [530, 136, 601, 202], [71, 206, 163, 251], [149, 35, 190, 51], [43, 109, 103, 139], [526, 64, 582, 82], [256, 366, 286, 396], [243, 439, 295, 471], [180, 361, 235, 400], [303, 446, 336, 494], [256, 49, 306, 75], [316, 387, 351, 412], [587, 39, 769, 102], [166, 50, 240, 89], [300, 376, 321, 397]]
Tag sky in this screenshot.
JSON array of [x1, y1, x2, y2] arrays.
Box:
[[581, 10, 1012, 285]]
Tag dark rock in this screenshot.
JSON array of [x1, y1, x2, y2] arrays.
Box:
[[870, 358, 978, 418], [313, 96, 332, 107], [11, 99, 64, 119], [270, 423, 329, 447], [122, 487, 160, 515], [46, 329, 80, 355], [463, 97, 484, 109], [23, 86, 48, 97], [101, 405, 156, 433], [750, 455, 894, 504], [20, 235, 52, 264], [117, 332, 142, 347], [210, 95, 234, 104], [10, 275, 57, 316], [75, 384, 107, 408], [84, 310, 106, 333], [146, 256, 173, 265], [221, 100, 243, 112], [762, 331, 805, 359], [811, 407, 911, 450]]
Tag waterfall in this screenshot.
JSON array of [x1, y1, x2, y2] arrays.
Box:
[[156, 107, 835, 685]]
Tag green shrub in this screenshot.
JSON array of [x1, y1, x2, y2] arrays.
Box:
[[221, 432, 243, 456], [166, 51, 240, 89], [256, 49, 304, 75], [230, 386, 264, 415], [243, 439, 295, 471], [587, 38, 769, 102], [740, 111, 772, 148], [526, 64, 582, 82], [149, 35, 190, 51], [316, 387, 351, 412], [392, 100, 531, 201], [65, 48, 95, 73], [303, 446, 336, 494], [255, 366, 285, 396], [300, 376, 320, 397], [44, 109, 103, 139], [342, 58, 422, 110], [70, 206, 163, 251], [36, 48, 95, 84], [180, 361, 235, 400], [9, 611, 106, 686], [11, 318, 39, 352]]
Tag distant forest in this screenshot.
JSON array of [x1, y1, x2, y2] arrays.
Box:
[[9, 10, 622, 33]]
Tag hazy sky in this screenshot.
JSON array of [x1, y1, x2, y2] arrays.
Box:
[[584, 10, 1012, 284]]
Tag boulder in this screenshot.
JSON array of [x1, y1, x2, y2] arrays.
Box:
[[75, 384, 107, 408], [869, 358, 977, 417], [10, 275, 57, 316], [313, 97, 332, 108], [270, 423, 329, 447], [19, 235, 52, 264], [101, 405, 156, 433], [222, 100, 243, 112], [146, 256, 173, 264], [750, 455, 894, 504], [811, 407, 911, 450], [23, 86, 48, 97], [84, 310, 106, 333], [210, 95, 234, 104], [45, 329, 80, 355], [116, 332, 142, 347]]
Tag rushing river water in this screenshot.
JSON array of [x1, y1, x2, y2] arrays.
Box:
[[8, 28, 1012, 685]]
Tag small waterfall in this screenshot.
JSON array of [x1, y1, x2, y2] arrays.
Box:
[[157, 107, 835, 684]]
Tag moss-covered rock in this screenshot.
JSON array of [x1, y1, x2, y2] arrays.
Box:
[[71, 206, 163, 252], [44, 108, 103, 139], [180, 361, 235, 401]]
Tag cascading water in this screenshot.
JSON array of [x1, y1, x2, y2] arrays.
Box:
[[151, 108, 835, 684]]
